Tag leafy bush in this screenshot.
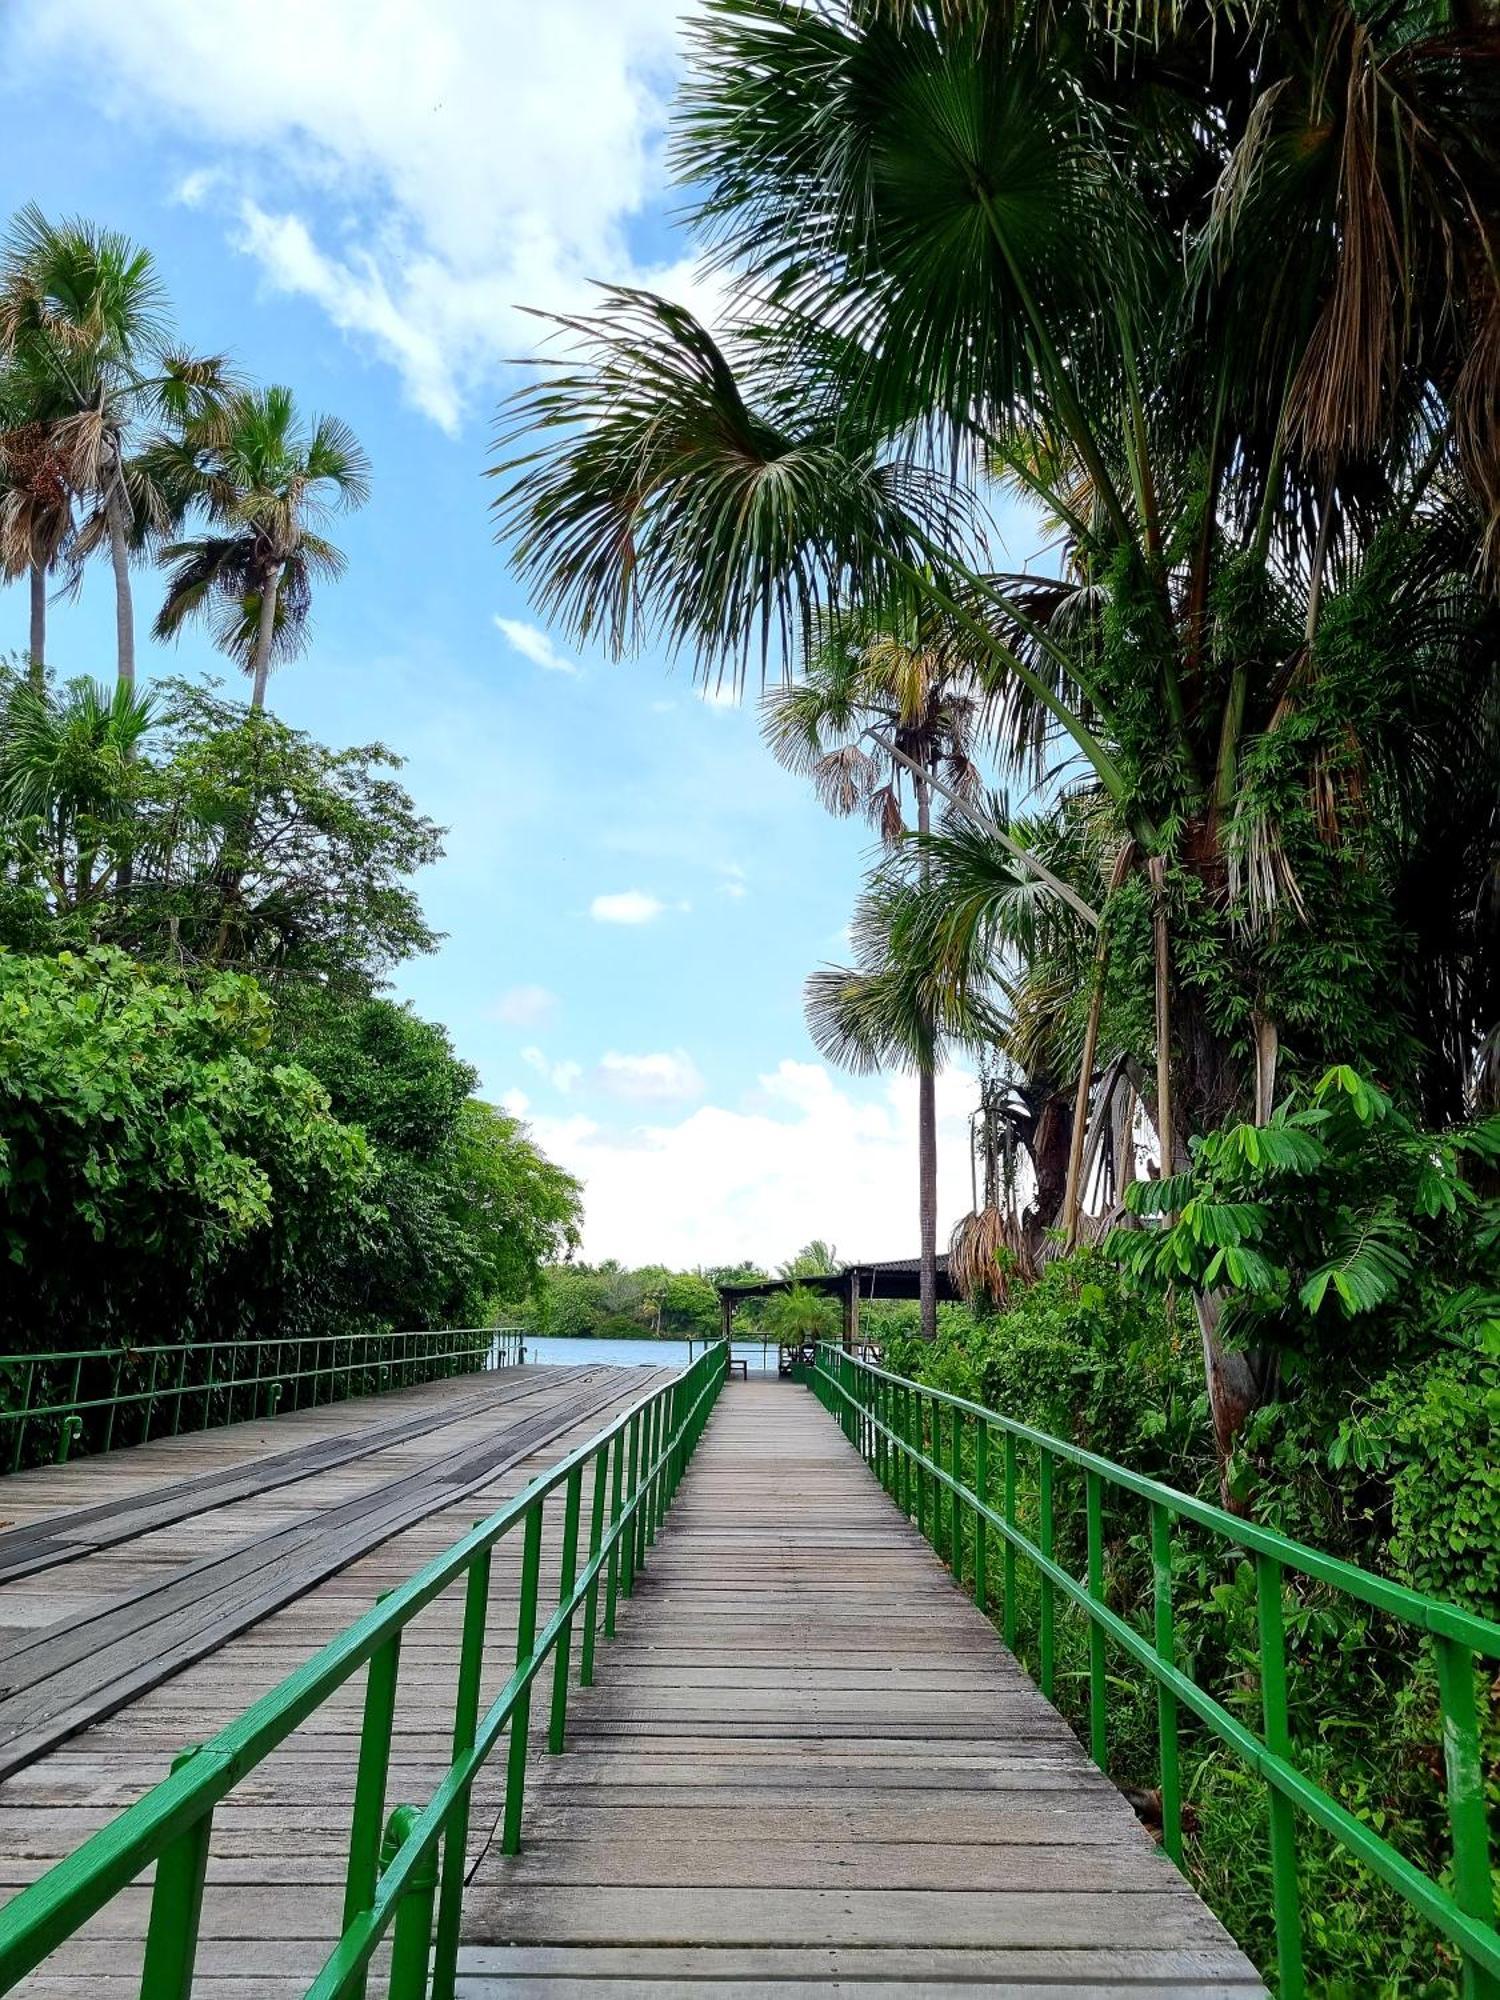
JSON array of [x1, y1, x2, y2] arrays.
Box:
[[0, 946, 374, 1348], [891, 1233, 1498, 1998]]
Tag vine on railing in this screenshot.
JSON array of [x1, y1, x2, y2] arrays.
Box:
[[0, 1326, 525, 1473], [811, 1342, 1500, 2000], [0, 1342, 728, 1997]]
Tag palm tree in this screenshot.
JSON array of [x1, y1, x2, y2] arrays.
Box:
[[780, 1240, 841, 1279], [0, 669, 156, 916], [0, 205, 233, 689], [154, 385, 370, 711], [494, 1, 1500, 1482], [0, 380, 72, 683], [765, 606, 985, 1337]]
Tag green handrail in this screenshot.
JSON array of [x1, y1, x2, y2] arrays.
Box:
[[0, 1341, 728, 1997], [0, 1325, 525, 1473], [811, 1342, 1500, 2000]]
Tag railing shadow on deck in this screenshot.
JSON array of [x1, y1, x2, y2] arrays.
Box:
[[0, 1342, 728, 1999], [812, 1341, 1500, 2000]]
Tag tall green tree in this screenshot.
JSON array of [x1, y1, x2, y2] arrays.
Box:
[[154, 384, 370, 711], [0, 204, 232, 688], [766, 605, 983, 1336], [494, 0, 1500, 1476]]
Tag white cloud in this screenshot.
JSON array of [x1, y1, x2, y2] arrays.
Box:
[[520, 1046, 584, 1095], [494, 617, 580, 677], [590, 890, 666, 925], [698, 681, 741, 710], [13, 0, 707, 431], [717, 861, 749, 900], [528, 1059, 977, 1267], [595, 1048, 705, 1103], [492, 983, 557, 1027]]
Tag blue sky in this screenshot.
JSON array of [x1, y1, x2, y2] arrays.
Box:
[[0, 1, 1043, 1267]]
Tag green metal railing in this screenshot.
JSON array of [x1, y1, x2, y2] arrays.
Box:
[[0, 1326, 525, 1473], [811, 1343, 1500, 2000], [0, 1341, 726, 1997]]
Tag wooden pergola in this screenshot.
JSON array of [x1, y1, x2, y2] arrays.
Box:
[[715, 1255, 958, 1349]]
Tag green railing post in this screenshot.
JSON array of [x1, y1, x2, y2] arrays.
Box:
[[172, 1345, 188, 1436], [548, 1462, 585, 1753], [1002, 1430, 1018, 1649], [917, 1393, 931, 1543], [430, 1544, 492, 2000], [141, 1350, 160, 1445], [383, 1806, 438, 2000], [1434, 1637, 1500, 2000], [949, 1406, 964, 1585], [11, 1359, 35, 1472], [1149, 1500, 1184, 1867], [1038, 1446, 1056, 1701], [137, 1748, 213, 2000], [102, 1353, 122, 1455], [973, 1421, 989, 1612], [54, 1414, 82, 1466], [501, 1500, 544, 1856], [580, 1442, 610, 1688], [623, 1411, 643, 1596], [605, 1423, 625, 1637], [1255, 1553, 1306, 2000], [342, 1623, 402, 2000], [1085, 1468, 1107, 1769]]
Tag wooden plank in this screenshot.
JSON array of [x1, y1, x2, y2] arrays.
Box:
[[457, 1379, 1267, 1997], [0, 1367, 584, 1585], [0, 1373, 634, 1776], [0, 1364, 664, 2000]]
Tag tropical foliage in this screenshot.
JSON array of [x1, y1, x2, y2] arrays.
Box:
[[494, 0, 1500, 1478], [0, 204, 581, 1374]]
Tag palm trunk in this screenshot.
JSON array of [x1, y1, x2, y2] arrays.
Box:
[[28, 563, 45, 686], [918, 1065, 938, 1341], [106, 484, 135, 689], [1148, 855, 1175, 1174], [249, 565, 283, 712], [1062, 932, 1110, 1246], [916, 772, 938, 1340]]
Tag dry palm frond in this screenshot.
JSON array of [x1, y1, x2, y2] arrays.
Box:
[[949, 1205, 1031, 1309], [1287, 27, 1401, 464]]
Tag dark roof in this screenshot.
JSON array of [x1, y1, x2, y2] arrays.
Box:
[[717, 1255, 956, 1305]]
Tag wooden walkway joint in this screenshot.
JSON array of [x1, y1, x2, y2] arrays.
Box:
[[457, 1378, 1267, 1997]]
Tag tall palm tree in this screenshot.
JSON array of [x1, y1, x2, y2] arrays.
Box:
[[766, 605, 984, 1337], [154, 385, 370, 711], [494, 0, 1500, 1480], [0, 379, 72, 684], [0, 205, 233, 689]]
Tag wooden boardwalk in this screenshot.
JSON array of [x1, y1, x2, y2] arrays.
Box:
[[0, 1360, 668, 1996], [458, 1379, 1266, 1999]]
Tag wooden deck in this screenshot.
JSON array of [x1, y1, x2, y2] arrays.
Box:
[[457, 1379, 1267, 1999], [0, 1361, 668, 1996]]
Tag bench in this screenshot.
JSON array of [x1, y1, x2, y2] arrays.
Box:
[[725, 1355, 749, 1381]]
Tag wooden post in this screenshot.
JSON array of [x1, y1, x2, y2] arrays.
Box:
[[843, 1275, 859, 1353], [720, 1294, 733, 1346]]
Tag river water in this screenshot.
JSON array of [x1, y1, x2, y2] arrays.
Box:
[[515, 1334, 782, 1374]]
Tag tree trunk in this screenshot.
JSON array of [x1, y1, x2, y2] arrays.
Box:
[[249, 565, 284, 712], [106, 483, 135, 689], [1148, 855, 1176, 1173], [1194, 1288, 1278, 1513], [28, 563, 45, 686], [1062, 933, 1110, 1245], [916, 771, 938, 1340]]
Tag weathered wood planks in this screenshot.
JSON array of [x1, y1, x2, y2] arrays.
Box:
[[0, 1362, 667, 1995], [456, 1380, 1268, 1998]]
